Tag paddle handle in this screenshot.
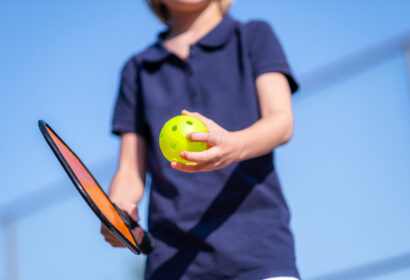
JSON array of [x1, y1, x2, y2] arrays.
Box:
[[113, 203, 156, 255]]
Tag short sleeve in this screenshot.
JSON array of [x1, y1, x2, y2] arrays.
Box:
[[245, 20, 299, 93], [111, 58, 148, 138]]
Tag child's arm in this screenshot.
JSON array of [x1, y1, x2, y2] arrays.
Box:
[[172, 72, 293, 172], [101, 132, 146, 247], [234, 72, 293, 161], [109, 132, 146, 204]]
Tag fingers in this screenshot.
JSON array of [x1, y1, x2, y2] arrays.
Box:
[[132, 227, 145, 245], [186, 131, 209, 142], [181, 109, 214, 128], [100, 224, 125, 247], [181, 110, 225, 147], [129, 206, 139, 222], [100, 201, 140, 248], [171, 161, 218, 173], [171, 161, 202, 173], [101, 222, 145, 248], [177, 109, 232, 173], [180, 148, 219, 163], [186, 132, 219, 147], [116, 201, 140, 222]]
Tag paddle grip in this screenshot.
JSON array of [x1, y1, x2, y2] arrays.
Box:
[[113, 204, 156, 255]]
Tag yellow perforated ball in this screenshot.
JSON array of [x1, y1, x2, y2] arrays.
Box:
[[159, 115, 208, 163]]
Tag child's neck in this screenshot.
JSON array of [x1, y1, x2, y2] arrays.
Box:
[[164, 2, 223, 58], [168, 2, 223, 38]]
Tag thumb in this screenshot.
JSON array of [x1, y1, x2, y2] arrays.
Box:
[[128, 205, 139, 222], [181, 110, 213, 129], [117, 201, 140, 222]]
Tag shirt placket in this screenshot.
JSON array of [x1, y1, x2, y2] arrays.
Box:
[[185, 45, 203, 109]]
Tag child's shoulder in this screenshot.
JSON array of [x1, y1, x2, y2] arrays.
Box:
[[119, 40, 165, 71], [235, 17, 278, 51], [242, 18, 272, 28], [240, 18, 276, 37]]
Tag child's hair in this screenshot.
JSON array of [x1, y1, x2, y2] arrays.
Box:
[[146, 0, 233, 25]]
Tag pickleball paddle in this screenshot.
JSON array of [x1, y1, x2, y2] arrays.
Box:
[[38, 120, 155, 255]]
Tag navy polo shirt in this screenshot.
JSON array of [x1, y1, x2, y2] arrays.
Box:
[[112, 14, 299, 280]]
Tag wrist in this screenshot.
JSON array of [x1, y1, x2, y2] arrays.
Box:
[[231, 130, 248, 162], [109, 172, 144, 204]]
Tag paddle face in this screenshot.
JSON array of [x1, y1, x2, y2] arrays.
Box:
[[38, 120, 155, 255]]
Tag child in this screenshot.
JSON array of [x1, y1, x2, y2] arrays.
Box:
[[101, 0, 300, 279]]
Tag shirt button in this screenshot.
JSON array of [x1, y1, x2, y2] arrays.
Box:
[[189, 47, 195, 57]]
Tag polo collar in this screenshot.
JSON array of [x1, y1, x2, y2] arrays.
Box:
[[142, 14, 237, 63], [141, 42, 170, 63], [197, 13, 236, 48]]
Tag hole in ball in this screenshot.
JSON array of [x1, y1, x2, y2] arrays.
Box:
[[187, 120, 193, 125], [172, 125, 177, 131]]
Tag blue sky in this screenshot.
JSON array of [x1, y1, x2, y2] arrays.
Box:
[[1, 0, 409, 279]]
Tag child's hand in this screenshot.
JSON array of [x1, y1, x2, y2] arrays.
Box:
[[171, 110, 241, 172], [100, 201, 144, 246]]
